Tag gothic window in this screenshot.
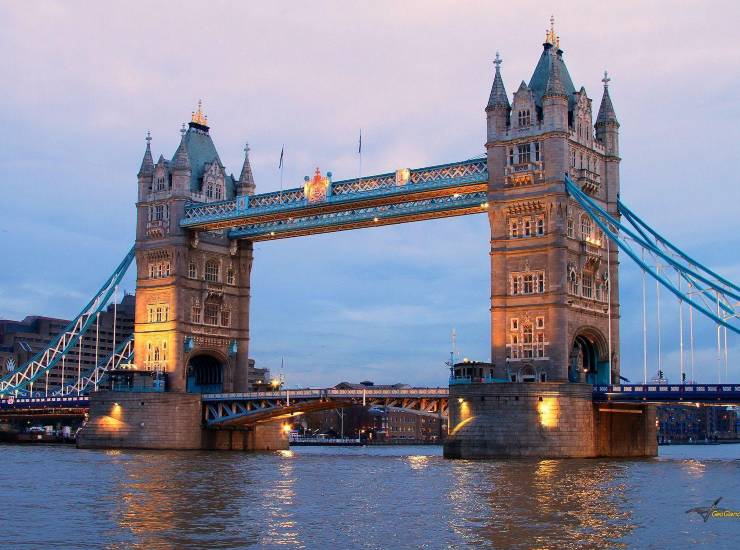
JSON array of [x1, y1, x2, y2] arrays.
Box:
[[191, 305, 201, 323], [204, 303, 219, 325], [205, 260, 220, 283], [511, 274, 521, 295], [571, 149, 576, 168], [581, 215, 593, 241], [206, 183, 214, 199], [536, 316, 545, 329], [567, 218, 574, 238], [221, 308, 230, 327], [523, 219, 532, 237], [536, 272, 545, 293], [154, 205, 164, 221], [533, 142, 540, 162], [188, 262, 197, 279], [156, 177, 166, 191], [511, 318, 519, 331], [523, 324, 534, 358], [536, 217, 545, 236], [517, 144, 531, 164], [214, 185, 223, 200], [153, 346, 160, 362], [226, 269, 235, 285], [510, 220, 519, 238], [508, 148, 515, 166], [518, 109, 531, 127], [510, 334, 520, 359], [146, 342, 153, 363], [536, 333, 545, 358], [582, 273, 593, 299], [568, 269, 578, 294], [523, 274, 534, 294], [162, 341, 168, 364], [149, 262, 170, 279]]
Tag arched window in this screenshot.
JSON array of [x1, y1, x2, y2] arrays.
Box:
[[206, 184, 214, 199], [205, 260, 220, 283], [581, 215, 593, 241], [510, 220, 519, 238], [568, 270, 578, 294], [536, 217, 545, 236], [523, 219, 532, 237]]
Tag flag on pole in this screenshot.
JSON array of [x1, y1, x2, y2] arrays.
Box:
[[278, 145, 284, 169], [358, 130, 362, 154]]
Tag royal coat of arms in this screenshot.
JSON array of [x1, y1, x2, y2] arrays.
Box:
[[304, 168, 331, 203]]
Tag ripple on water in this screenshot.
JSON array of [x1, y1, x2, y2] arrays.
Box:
[[0, 444, 738, 549]]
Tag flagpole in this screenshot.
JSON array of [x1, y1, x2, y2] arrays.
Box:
[[358, 129, 362, 185], [279, 144, 284, 204]]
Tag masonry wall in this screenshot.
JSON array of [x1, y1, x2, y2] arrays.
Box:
[[77, 391, 203, 450], [77, 391, 289, 451], [444, 382, 657, 459]]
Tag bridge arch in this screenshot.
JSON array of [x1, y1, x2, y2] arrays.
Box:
[[186, 351, 229, 393], [569, 327, 609, 385]]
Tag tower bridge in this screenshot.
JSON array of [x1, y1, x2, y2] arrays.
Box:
[[2, 21, 738, 456]]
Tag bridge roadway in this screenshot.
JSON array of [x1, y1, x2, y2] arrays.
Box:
[[2, 385, 740, 424]]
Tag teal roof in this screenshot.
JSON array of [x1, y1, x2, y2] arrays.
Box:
[[171, 124, 222, 192], [528, 44, 577, 109]]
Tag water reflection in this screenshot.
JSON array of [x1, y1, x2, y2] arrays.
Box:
[[109, 451, 263, 549], [449, 459, 636, 549]]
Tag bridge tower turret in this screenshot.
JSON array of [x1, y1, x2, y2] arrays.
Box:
[[133, 103, 255, 393], [483, 22, 621, 386], [445, 20, 648, 459]]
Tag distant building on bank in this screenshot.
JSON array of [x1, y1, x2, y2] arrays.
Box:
[[0, 294, 136, 393], [658, 405, 737, 442], [0, 294, 268, 393]]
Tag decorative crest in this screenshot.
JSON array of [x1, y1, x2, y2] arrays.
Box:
[[191, 99, 208, 126], [303, 167, 331, 203], [545, 15, 560, 48]]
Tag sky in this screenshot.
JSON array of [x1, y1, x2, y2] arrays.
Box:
[[1, 1, 738, 387]]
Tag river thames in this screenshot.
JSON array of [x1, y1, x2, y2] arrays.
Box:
[[1, 444, 739, 549]]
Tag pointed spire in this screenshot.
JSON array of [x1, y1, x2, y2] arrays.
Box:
[[597, 70, 618, 124], [137, 131, 154, 178], [238, 142, 256, 195], [543, 50, 567, 98], [487, 51, 510, 109], [172, 129, 190, 171]]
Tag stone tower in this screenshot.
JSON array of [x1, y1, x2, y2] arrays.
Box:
[[134, 103, 256, 393], [485, 24, 620, 386]]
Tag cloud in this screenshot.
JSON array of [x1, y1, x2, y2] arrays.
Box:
[[1, 1, 738, 385]]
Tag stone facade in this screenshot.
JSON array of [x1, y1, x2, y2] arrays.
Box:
[[485, 27, 620, 386], [77, 391, 289, 451], [444, 382, 656, 458], [134, 109, 257, 393]]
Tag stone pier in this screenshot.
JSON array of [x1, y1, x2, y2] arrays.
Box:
[[77, 391, 288, 451], [443, 382, 657, 459]]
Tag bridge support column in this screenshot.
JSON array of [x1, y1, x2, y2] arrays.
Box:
[[443, 382, 657, 459], [202, 421, 288, 451]]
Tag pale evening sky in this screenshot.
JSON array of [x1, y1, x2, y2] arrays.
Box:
[[0, 1, 738, 387]]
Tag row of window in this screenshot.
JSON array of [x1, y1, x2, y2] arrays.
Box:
[[509, 215, 545, 238], [568, 271, 609, 302], [566, 214, 603, 245], [146, 304, 169, 323], [188, 261, 236, 285], [510, 271, 546, 295], [145, 340, 167, 370], [570, 148, 600, 173], [148, 204, 169, 222], [149, 262, 171, 279], [192, 304, 231, 327], [508, 317, 547, 359], [205, 181, 225, 200], [507, 141, 541, 165]]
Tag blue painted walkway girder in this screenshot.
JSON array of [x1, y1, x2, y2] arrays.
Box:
[[181, 158, 489, 240]]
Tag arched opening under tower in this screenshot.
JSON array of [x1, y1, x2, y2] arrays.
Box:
[[569, 330, 609, 385], [187, 354, 224, 393]]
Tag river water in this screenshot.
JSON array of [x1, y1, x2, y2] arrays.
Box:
[[1, 444, 739, 549]]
